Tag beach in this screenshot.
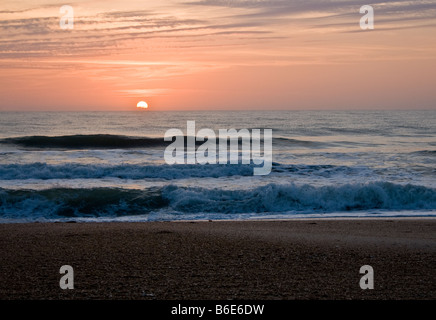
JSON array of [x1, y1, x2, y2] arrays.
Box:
[[0, 218, 435, 300]]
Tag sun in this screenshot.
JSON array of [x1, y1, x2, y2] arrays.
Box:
[[137, 101, 148, 109]]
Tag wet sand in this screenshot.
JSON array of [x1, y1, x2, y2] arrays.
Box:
[[0, 218, 435, 300]]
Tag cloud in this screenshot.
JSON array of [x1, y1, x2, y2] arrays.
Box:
[[1, 1, 435, 65], [187, 0, 436, 26], [0, 0, 273, 59], [117, 88, 170, 96]]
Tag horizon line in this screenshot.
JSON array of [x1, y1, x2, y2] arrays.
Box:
[[0, 108, 435, 112]]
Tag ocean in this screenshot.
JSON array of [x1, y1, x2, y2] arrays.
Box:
[[0, 110, 435, 223]]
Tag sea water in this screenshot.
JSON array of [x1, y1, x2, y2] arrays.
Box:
[[0, 110, 434, 222]]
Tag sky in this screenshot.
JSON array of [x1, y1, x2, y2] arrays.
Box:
[[0, 0, 435, 111]]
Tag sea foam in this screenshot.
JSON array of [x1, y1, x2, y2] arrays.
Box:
[[1, 182, 435, 222]]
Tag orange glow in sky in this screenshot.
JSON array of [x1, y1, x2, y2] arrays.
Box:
[[0, 1, 435, 111]]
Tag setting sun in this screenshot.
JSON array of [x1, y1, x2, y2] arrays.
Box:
[[137, 101, 148, 109]]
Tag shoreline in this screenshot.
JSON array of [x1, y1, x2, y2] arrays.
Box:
[[2, 214, 436, 224], [0, 218, 435, 300]]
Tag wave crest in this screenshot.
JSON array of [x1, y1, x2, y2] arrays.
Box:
[[1, 182, 435, 221], [163, 182, 436, 213], [1, 134, 321, 150], [1, 134, 167, 149], [0, 163, 255, 180]]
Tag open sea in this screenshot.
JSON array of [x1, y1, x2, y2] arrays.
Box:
[[0, 110, 435, 223]]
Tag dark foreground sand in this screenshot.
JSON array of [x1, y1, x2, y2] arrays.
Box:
[[0, 218, 435, 300]]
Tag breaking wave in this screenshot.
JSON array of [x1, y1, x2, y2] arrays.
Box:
[[0, 163, 255, 180], [1, 182, 435, 221], [0, 162, 370, 180]]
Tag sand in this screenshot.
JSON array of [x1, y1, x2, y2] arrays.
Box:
[[0, 218, 435, 300]]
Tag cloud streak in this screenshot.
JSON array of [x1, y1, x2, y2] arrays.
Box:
[[1, 0, 435, 59]]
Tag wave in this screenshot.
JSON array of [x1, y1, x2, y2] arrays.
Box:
[[410, 150, 436, 156], [272, 137, 321, 146], [0, 163, 367, 180], [1, 134, 320, 150], [1, 182, 435, 221], [0, 134, 168, 149], [0, 187, 166, 219], [0, 163, 255, 180], [163, 182, 436, 214]]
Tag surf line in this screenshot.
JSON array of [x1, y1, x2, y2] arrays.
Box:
[[164, 121, 272, 175]]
